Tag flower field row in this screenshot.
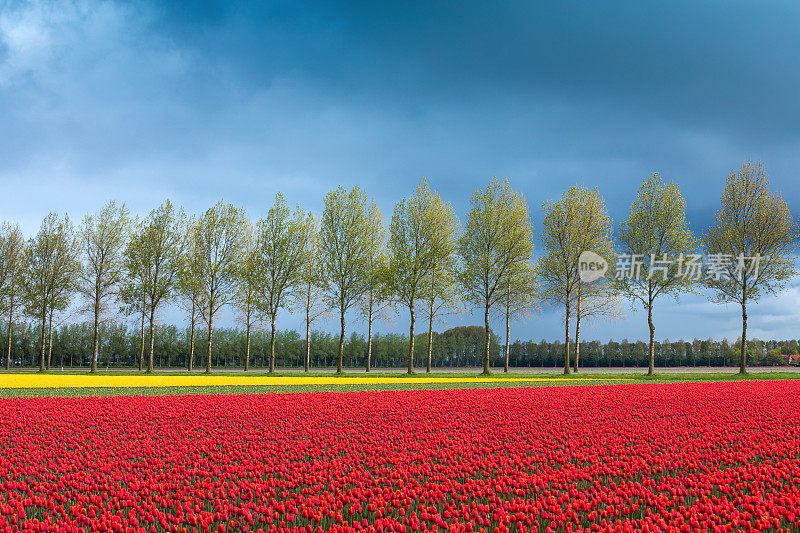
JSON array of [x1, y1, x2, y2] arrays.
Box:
[[1, 381, 799, 532], [0, 374, 628, 390]]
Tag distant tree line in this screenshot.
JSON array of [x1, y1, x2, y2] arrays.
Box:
[[0, 324, 502, 369], [1, 321, 795, 369], [0, 161, 796, 374]]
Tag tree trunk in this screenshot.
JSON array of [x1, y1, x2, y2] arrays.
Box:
[[305, 305, 311, 372], [574, 318, 581, 374], [269, 314, 277, 373], [46, 308, 53, 370], [39, 306, 46, 372], [504, 303, 510, 373], [244, 318, 251, 371], [205, 317, 213, 373], [647, 303, 655, 375], [573, 285, 581, 373], [563, 300, 571, 375], [147, 308, 156, 373], [138, 300, 145, 372], [407, 302, 415, 374], [91, 294, 100, 373], [337, 304, 345, 374], [426, 309, 433, 373], [483, 304, 491, 375], [740, 301, 748, 374], [366, 300, 374, 372], [5, 293, 13, 370], [187, 302, 196, 371]]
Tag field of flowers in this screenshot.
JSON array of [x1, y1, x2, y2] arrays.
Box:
[[1, 381, 799, 532], [0, 373, 633, 398]]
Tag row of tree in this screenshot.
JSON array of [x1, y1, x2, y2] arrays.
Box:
[[0, 160, 796, 374], [538, 161, 796, 375], [3, 321, 796, 370]]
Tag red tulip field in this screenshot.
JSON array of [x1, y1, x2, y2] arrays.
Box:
[[2, 381, 800, 533]]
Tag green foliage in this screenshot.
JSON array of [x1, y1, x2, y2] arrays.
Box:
[[0, 222, 25, 368], [0, 223, 25, 313], [319, 185, 382, 372], [77, 201, 130, 372], [189, 201, 249, 371], [388, 178, 460, 372], [615, 173, 697, 304], [703, 160, 798, 373], [253, 193, 313, 371], [539, 186, 612, 307], [538, 186, 611, 373], [21, 213, 81, 370], [615, 173, 696, 373], [703, 160, 798, 304], [130, 201, 184, 372], [458, 177, 533, 373]]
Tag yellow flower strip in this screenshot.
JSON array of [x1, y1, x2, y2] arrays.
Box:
[[0, 374, 633, 389]]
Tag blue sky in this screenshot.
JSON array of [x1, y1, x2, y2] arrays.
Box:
[[1, 0, 799, 343]]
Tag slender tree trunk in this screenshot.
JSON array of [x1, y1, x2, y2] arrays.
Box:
[[426, 309, 433, 373], [483, 303, 491, 375], [147, 308, 156, 373], [573, 283, 582, 373], [504, 303, 510, 373], [39, 306, 46, 372], [46, 308, 53, 370], [740, 300, 748, 374], [244, 318, 251, 371], [188, 302, 196, 371], [574, 314, 581, 373], [138, 301, 145, 371], [647, 303, 655, 375], [407, 302, 415, 374], [5, 293, 13, 370], [337, 304, 345, 374], [563, 300, 571, 375], [205, 317, 213, 373], [91, 293, 100, 373], [269, 314, 277, 373], [305, 304, 311, 372], [366, 300, 374, 372]]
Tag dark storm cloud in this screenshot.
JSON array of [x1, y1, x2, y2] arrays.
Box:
[[148, 0, 800, 140]]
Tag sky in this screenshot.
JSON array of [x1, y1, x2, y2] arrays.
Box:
[[1, 0, 799, 344]]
